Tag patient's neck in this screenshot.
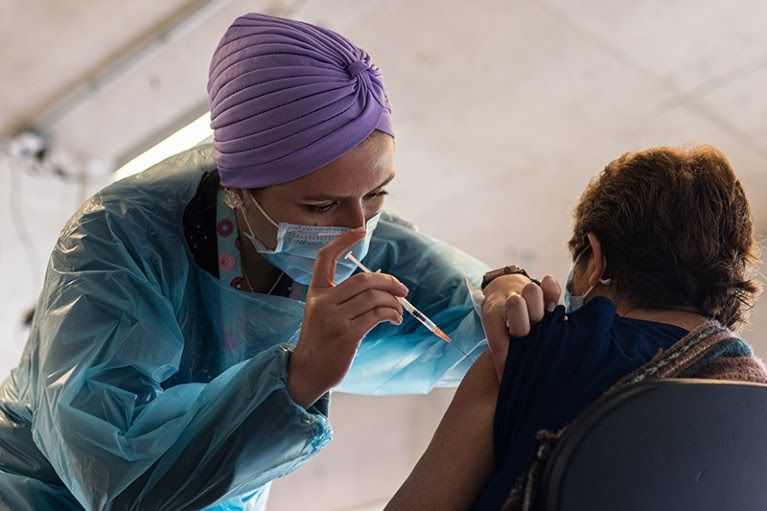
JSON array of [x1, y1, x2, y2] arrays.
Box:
[[592, 291, 708, 331], [618, 307, 707, 332]]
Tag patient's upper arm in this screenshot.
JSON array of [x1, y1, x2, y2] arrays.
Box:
[[385, 350, 499, 511]]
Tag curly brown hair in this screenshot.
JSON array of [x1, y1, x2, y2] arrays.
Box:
[[568, 145, 762, 329]]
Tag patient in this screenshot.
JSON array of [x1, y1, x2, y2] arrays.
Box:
[[386, 145, 767, 510]]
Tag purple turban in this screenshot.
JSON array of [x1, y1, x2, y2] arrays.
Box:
[[208, 13, 394, 188]]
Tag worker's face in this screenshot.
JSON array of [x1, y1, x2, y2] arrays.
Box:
[[241, 133, 395, 248]]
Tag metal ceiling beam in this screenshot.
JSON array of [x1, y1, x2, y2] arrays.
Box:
[[26, 0, 233, 134]]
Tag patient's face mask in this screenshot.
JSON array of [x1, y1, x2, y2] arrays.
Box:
[[241, 192, 381, 285], [564, 247, 611, 312]]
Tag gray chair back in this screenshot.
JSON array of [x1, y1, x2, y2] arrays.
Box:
[[541, 378, 767, 511]]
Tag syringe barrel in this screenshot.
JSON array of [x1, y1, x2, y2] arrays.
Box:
[[410, 307, 438, 332]]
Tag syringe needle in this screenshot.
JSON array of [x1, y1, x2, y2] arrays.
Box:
[[344, 251, 455, 345]]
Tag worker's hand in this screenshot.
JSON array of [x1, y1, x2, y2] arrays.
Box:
[[481, 274, 561, 382], [287, 228, 408, 409]]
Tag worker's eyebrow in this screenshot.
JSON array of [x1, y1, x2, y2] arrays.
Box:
[[301, 172, 395, 201]]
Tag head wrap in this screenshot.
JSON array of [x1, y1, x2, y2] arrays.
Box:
[[208, 13, 394, 188]]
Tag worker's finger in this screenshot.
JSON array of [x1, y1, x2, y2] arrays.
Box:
[[342, 288, 404, 320], [332, 271, 409, 304], [521, 282, 545, 326], [348, 305, 404, 340], [311, 229, 367, 288], [481, 302, 511, 382], [504, 292, 531, 338], [540, 274, 562, 312]]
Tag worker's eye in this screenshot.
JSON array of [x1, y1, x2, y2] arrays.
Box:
[[365, 190, 389, 200], [305, 202, 336, 213]]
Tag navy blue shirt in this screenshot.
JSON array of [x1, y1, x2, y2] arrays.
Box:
[[473, 297, 688, 510]]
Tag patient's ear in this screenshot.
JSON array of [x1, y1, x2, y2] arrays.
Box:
[[585, 232, 605, 287]]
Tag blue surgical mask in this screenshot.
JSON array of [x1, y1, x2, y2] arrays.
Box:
[[564, 251, 611, 313], [241, 193, 381, 285]]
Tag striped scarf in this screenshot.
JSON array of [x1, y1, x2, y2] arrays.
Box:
[[503, 320, 767, 511]]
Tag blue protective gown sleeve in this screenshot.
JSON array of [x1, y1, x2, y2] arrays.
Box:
[[22, 160, 331, 510], [337, 212, 489, 395], [30, 208, 332, 509]]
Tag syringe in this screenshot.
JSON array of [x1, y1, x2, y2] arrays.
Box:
[[344, 252, 453, 344]]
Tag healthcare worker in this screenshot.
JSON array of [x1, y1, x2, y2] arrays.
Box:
[[0, 13, 553, 511]]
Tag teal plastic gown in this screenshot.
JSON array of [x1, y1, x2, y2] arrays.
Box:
[[0, 145, 488, 510]]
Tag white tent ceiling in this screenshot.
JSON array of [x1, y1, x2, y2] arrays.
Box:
[[2, 0, 766, 255], [6, 0, 765, 324]]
